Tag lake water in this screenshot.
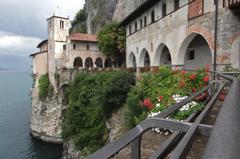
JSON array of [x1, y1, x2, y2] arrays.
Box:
[[0, 71, 63, 159]]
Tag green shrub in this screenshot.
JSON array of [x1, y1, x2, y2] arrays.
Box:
[[125, 66, 209, 128], [38, 74, 50, 99], [62, 71, 135, 154]]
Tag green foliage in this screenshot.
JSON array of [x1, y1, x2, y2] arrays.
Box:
[[70, 6, 87, 33], [62, 71, 135, 154], [38, 74, 51, 99], [223, 65, 240, 72], [97, 22, 126, 58], [125, 66, 209, 128]]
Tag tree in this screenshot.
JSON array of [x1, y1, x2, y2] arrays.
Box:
[[97, 22, 126, 66], [70, 5, 87, 33]]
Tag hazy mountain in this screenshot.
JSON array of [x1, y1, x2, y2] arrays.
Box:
[[0, 54, 32, 72]]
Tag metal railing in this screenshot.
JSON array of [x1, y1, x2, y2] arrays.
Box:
[[86, 72, 240, 159]]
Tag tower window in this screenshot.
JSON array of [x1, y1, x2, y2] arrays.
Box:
[[73, 44, 76, 50], [129, 25, 132, 34], [63, 45, 66, 50], [188, 50, 195, 60], [151, 10, 155, 23], [49, 22, 52, 28], [87, 44, 89, 50], [162, 3, 167, 17], [60, 20, 64, 29], [135, 21, 137, 32], [174, 0, 180, 10], [144, 16, 147, 27], [140, 19, 143, 29]]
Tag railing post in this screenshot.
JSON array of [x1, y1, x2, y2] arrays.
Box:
[[131, 136, 142, 159]]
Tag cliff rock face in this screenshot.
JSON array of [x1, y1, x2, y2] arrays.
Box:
[[30, 69, 77, 144], [85, 0, 147, 34], [85, 0, 118, 34], [113, 0, 147, 22], [30, 89, 65, 144]]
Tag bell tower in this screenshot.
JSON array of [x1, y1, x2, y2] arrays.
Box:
[[47, 15, 70, 90]]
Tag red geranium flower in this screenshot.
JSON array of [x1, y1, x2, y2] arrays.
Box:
[[203, 76, 210, 83], [204, 64, 210, 72], [189, 74, 196, 80], [158, 95, 164, 102], [179, 80, 186, 87], [143, 98, 154, 110], [192, 88, 197, 92], [181, 70, 186, 75]]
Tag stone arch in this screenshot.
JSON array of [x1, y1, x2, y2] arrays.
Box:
[[128, 52, 137, 68], [231, 35, 240, 68], [105, 58, 113, 68], [178, 33, 213, 70], [85, 57, 93, 69], [95, 57, 103, 68], [73, 57, 83, 68], [153, 43, 172, 66], [139, 48, 151, 67]]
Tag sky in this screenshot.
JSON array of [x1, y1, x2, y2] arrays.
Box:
[[0, 0, 85, 70]]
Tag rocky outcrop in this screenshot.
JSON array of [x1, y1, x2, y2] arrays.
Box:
[[30, 68, 78, 144], [113, 0, 147, 22], [85, 0, 147, 34], [85, 0, 118, 34], [30, 88, 66, 144]]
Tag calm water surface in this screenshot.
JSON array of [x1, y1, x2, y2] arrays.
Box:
[[0, 71, 62, 159]]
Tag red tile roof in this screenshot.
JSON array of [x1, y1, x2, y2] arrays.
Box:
[[68, 33, 97, 42]]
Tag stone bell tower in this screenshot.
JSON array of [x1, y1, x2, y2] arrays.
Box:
[[47, 15, 70, 91]]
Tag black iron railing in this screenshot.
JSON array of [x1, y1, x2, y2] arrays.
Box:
[[86, 72, 239, 159]]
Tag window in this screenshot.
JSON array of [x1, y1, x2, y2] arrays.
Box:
[[140, 19, 143, 29], [174, 0, 180, 11], [135, 21, 138, 32], [151, 10, 155, 23], [144, 16, 147, 27], [87, 44, 89, 50], [129, 25, 132, 34], [73, 44, 76, 50], [162, 3, 167, 17], [188, 51, 195, 60], [63, 45, 66, 50], [60, 20, 64, 29], [151, 43, 153, 52], [49, 22, 52, 28]]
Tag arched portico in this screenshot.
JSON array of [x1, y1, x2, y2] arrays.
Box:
[[178, 33, 213, 70], [95, 57, 103, 68], [154, 43, 172, 66], [128, 52, 137, 68], [73, 57, 83, 68], [139, 49, 151, 67], [85, 57, 93, 69], [105, 58, 113, 68]]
